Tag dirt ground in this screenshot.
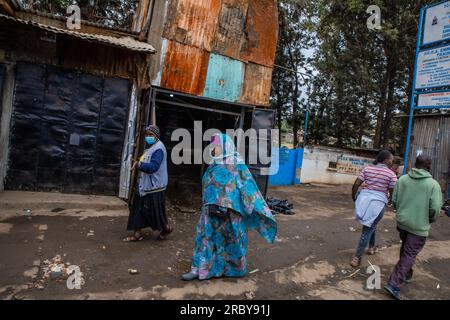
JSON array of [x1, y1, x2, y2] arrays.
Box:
[[0, 184, 449, 300]]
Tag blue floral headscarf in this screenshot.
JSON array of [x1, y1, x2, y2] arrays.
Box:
[[202, 133, 277, 243]]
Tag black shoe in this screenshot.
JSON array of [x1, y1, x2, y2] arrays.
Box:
[[181, 272, 198, 281], [384, 284, 402, 300]]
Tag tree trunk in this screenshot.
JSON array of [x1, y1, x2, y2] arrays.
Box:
[[292, 78, 299, 148], [374, 72, 388, 149], [382, 52, 398, 147]]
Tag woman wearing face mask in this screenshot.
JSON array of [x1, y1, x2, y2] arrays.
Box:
[[181, 133, 277, 281], [124, 125, 172, 242]]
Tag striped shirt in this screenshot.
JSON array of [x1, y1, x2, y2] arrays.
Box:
[[358, 164, 397, 193]]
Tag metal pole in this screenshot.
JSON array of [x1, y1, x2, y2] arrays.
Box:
[[403, 6, 425, 175], [304, 110, 309, 146]]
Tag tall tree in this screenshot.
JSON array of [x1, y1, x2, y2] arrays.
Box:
[[271, 0, 315, 148]]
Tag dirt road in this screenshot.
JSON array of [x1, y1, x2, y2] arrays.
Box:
[[0, 184, 449, 300]]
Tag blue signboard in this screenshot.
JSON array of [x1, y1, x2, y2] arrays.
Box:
[[423, 1, 450, 46], [403, 1, 450, 175], [415, 44, 450, 90]]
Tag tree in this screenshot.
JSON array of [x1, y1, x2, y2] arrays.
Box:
[[309, 0, 432, 152], [271, 0, 315, 148], [21, 0, 138, 28]]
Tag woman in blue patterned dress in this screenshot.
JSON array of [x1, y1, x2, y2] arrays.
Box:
[[181, 133, 277, 281]]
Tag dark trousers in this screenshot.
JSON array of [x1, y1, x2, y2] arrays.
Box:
[[388, 228, 427, 288]]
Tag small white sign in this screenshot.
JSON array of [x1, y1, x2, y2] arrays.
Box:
[[418, 91, 450, 108], [423, 1, 450, 45], [416, 45, 450, 90]]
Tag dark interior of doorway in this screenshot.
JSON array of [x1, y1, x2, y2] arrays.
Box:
[[155, 103, 240, 204]]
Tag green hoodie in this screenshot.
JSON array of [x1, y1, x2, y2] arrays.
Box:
[[393, 168, 443, 237]]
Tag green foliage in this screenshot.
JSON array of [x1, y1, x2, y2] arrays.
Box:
[[21, 0, 138, 28], [273, 0, 436, 154]]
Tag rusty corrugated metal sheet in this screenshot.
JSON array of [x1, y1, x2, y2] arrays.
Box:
[[240, 63, 273, 106], [240, 0, 278, 67], [163, 0, 221, 51], [160, 40, 210, 95], [211, 0, 248, 60], [412, 115, 450, 198], [202, 53, 244, 102]]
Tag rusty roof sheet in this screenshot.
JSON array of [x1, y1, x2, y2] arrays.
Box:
[[240, 0, 278, 67], [163, 0, 221, 51], [0, 13, 155, 53], [160, 40, 210, 95], [18, 8, 140, 35], [211, 0, 248, 60], [240, 62, 273, 106]]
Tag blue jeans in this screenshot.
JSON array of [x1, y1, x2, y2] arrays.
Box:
[[355, 207, 385, 258]]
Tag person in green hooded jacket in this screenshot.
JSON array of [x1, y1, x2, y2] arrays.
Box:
[[384, 155, 443, 300]]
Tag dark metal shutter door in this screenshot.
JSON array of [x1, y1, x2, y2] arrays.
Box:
[[6, 62, 45, 191], [245, 108, 275, 198], [7, 62, 130, 195]]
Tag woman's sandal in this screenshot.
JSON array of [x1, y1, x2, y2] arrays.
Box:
[[159, 225, 173, 240], [350, 256, 361, 268], [123, 233, 144, 242]]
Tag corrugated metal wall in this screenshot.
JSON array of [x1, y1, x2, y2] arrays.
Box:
[[160, 40, 209, 95], [151, 0, 278, 106], [411, 116, 450, 198], [203, 53, 244, 102]]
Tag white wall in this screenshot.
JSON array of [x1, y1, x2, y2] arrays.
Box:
[[301, 146, 373, 185]]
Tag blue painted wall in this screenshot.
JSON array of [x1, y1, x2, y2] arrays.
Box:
[[269, 148, 304, 186], [202, 53, 244, 103]]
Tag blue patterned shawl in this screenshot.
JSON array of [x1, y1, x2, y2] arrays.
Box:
[[202, 133, 277, 243]]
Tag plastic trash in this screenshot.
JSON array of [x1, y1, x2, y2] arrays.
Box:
[[266, 197, 294, 215]]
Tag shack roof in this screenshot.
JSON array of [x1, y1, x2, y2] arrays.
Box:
[[0, 13, 156, 53]]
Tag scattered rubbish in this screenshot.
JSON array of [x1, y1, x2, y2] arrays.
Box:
[[341, 269, 348, 275], [443, 205, 450, 217], [175, 206, 197, 214], [274, 236, 286, 243], [367, 260, 377, 273], [266, 197, 294, 215], [32, 254, 82, 289], [345, 268, 360, 278], [23, 209, 32, 216], [128, 269, 139, 275], [349, 227, 356, 232], [87, 230, 95, 237], [102, 245, 106, 250], [437, 284, 440, 289], [249, 269, 259, 274], [384, 229, 389, 233], [245, 292, 255, 300], [306, 226, 310, 229], [168, 267, 172, 271]]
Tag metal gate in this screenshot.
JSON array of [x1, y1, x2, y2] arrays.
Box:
[[6, 62, 130, 195], [412, 115, 450, 200]]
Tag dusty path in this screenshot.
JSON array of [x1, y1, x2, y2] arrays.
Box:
[[0, 184, 449, 300]]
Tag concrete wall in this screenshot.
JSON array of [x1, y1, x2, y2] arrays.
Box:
[[300, 146, 373, 185], [0, 62, 15, 192]]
